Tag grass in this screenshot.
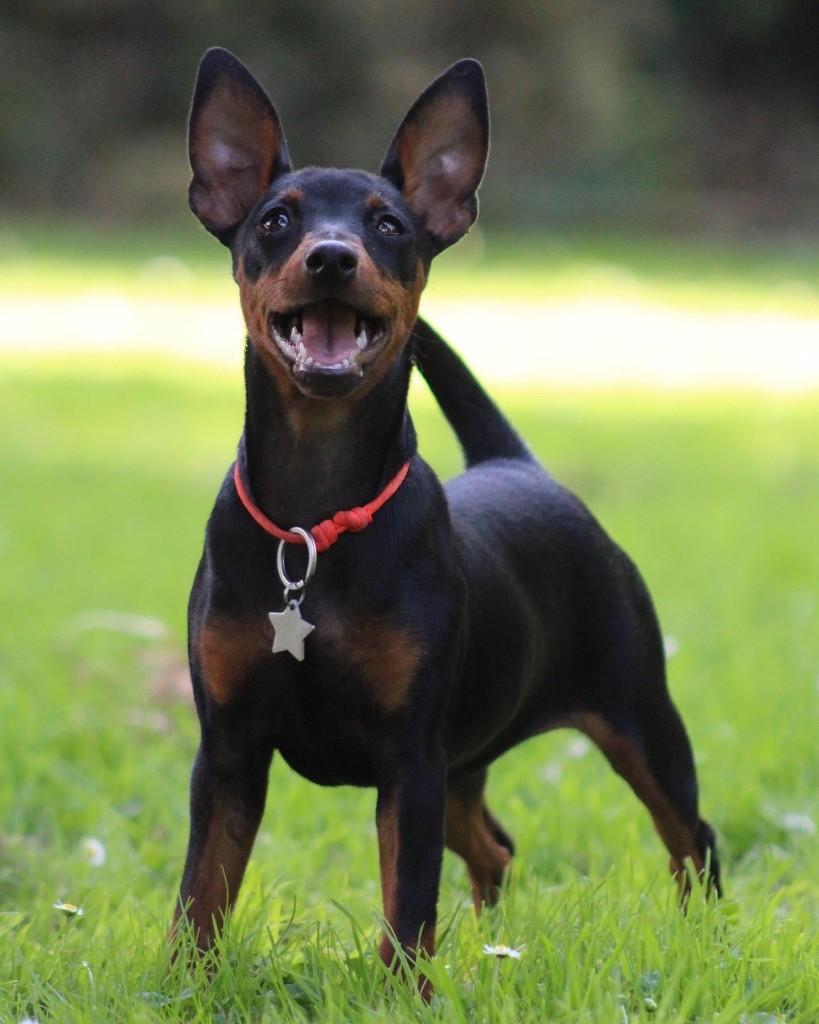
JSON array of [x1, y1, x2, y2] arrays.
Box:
[[1, 219, 818, 1021], [0, 345, 817, 1022], [4, 218, 819, 315]]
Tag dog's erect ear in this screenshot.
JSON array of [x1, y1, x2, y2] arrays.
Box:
[[380, 59, 488, 253], [188, 48, 291, 243]]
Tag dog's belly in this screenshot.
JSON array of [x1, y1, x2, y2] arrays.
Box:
[[264, 656, 395, 788], [274, 698, 380, 788], [277, 741, 377, 788], [443, 560, 571, 768]]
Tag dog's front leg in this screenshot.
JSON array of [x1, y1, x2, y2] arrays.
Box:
[[376, 744, 447, 999], [172, 723, 273, 953]]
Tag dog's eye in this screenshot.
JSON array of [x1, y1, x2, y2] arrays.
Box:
[[375, 215, 404, 237], [260, 208, 290, 234]]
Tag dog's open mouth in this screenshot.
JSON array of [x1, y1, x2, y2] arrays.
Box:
[[269, 299, 388, 377]]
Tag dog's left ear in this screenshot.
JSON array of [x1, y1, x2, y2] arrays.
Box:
[[380, 59, 488, 253]]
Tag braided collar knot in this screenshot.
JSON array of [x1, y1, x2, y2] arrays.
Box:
[[313, 507, 373, 552], [232, 459, 410, 554]]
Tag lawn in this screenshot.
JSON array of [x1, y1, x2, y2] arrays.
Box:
[[0, 230, 818, 1022], [4, 218, 819, 314]]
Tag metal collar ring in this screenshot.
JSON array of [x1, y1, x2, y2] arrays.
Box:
[[276, 526, 318, 592]]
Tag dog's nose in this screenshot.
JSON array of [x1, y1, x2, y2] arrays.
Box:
[[304, 240, 359, 283]]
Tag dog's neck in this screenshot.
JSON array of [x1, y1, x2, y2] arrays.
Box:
[[239, 343, 417, 531]]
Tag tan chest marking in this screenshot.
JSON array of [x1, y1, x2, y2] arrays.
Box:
[[197, 615, 270, 706], [320, 615, 424, 713]]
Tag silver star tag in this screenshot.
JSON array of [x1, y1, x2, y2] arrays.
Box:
[[269, 601, 315, 661]]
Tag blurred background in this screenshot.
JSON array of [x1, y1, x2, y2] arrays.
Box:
[[4, 0, 819, 236], [3, 0, 819, 386]]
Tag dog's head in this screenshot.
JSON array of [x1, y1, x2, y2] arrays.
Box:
[[188, 48, 488, 399]]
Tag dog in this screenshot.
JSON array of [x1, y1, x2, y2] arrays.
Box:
[[173, 48, 721, 996]]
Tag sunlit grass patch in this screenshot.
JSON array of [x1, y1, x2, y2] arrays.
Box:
[[4, 220, 819, 315]]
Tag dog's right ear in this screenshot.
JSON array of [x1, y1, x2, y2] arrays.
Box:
[[188, 48, 291, 243]]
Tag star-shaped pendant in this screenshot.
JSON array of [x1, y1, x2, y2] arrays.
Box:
[[268, 602, 315, 661]]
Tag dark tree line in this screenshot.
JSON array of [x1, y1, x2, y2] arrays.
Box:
[[2, 0, 819, 236]]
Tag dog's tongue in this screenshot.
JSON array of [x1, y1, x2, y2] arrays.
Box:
[[300, 300, 358, 365]]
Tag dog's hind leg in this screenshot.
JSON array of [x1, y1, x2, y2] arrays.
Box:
[[569, 704, 721, 900], [445, 767, 515, 910]]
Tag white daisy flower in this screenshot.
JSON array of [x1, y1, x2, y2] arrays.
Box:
[[52, 900, 84, 917], [79, 837, 107, 866], [482, 943, 523, 959]]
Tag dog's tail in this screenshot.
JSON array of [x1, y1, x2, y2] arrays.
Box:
[[413, 317, 534, 467]]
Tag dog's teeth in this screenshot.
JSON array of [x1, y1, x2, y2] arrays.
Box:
[[356, 330, 367, 350], [306, 356, 313, 366], [298, 342, 307, 360], [342, 358, 350, 367], [291, 326, 302, 345]]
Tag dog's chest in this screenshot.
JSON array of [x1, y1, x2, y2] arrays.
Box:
[[196, 604, 422, 785], [267, 619, 416, 786]]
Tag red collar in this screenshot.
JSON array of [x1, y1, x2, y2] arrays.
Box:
[[233, 459, 410, 553]]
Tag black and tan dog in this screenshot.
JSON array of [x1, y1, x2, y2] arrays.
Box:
[[173, 48, 721, 993]]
